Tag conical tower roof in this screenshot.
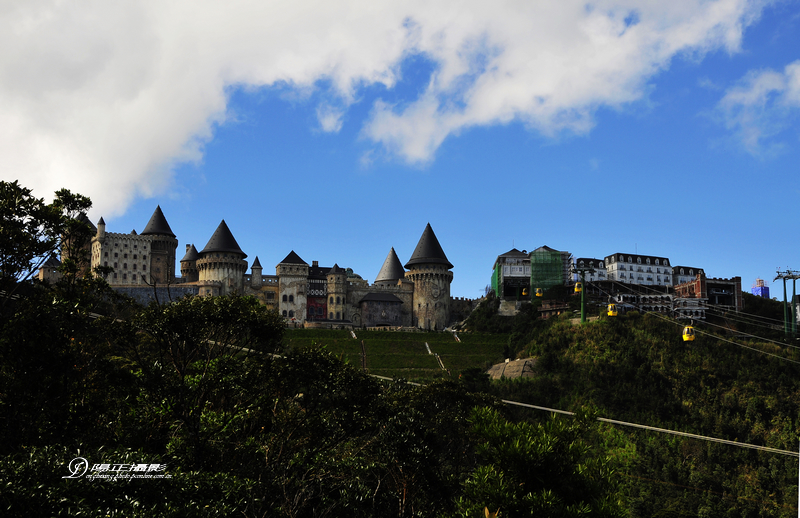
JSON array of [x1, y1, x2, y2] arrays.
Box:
[[375, 247, 406, 282], [329, 263, 344, 274], [180, 244, 199, 262], [404, 223, 452, 269], [278, 250, 307, 265], [200, 220, 246, 258], [252, 256, 262, 269], [141, 205, 175, 237]]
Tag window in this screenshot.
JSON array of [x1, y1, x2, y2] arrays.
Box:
[[114, 252, 118, 258], [143, 264, 146, 271], [655, 259, 660, 265], [133, 255, 137, 259], [336, 296, 341, 304], [124, 263, 127, 269], [134, 244, 137, 249], [124, 244, 128, 248], [289, 295, 294, 303], [123, 273, 127, 279], [143, 255, 147, 261], [283, 295, 288, 302], [329, 296, 334, 304], [336, 312, 340, 320], [288, 310, 294, 318], [132, 274, 137, 281], [124, 253, 128, 259], [646, 258, 650, 265], [282, 310, 287, 317], [266, 292, 275, 300], [637, 257, 641, 264], [113, 273, 117, 278], [133, 264, 137, 270], [104, 252, 108, 257], [329, 312, 334, 319], [113, 262, 117, 268]]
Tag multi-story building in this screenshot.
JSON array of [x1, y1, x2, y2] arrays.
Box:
[[604, 253, 672, 287], [491, 248, 530, 301], [572, 257, 607, 283]]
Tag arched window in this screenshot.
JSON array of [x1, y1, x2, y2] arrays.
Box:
[[336, 312, 340, 320], [329, 296, 334, 304], [637, 257, 641, 264], [655, 259, 660, 265], [329, 312, 334, 319], [289, 295, 294, 302], [282, 295, 288, 302], [628, 256, 632, 262], [288, 310, 294, 318], [689, 269, 694, 275], [646, 258, 650, 265], [282, 310, 287, 317], [680, 269, 684, 275], [336, 296, 341, 304]]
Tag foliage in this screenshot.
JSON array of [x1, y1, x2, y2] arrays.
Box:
[[0, 180, 92, 301]]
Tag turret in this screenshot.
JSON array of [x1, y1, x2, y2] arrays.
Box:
[[251, 256, 263, 288], [326, 264, 346, 320]]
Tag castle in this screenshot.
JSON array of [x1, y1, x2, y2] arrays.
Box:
[[85, 206, 456, 329]]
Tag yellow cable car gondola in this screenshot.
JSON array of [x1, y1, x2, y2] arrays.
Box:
[[522, 288, 529, 296], [682, 326, 695, 342], [607, 303, 618, 317], [535, 288, 543, 297], [574, 282, 582, 293]]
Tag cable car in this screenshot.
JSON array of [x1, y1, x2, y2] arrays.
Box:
[[574, 282, 583, 293], [607, 304, 618, 317], [522, 288, 529, 296], [535, 288, 543, 297], [682, 326, 695, 342]]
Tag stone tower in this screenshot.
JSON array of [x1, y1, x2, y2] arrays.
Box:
[[140, 205, 178, 285], [196, 220, 247, 296], [326, 264, 346, 320], [277, 251, 308, 323], [251, 256, 263, 288], [179, 244, 199, 282], [404, 223, 453, 330]]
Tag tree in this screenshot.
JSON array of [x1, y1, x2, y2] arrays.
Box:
[[127, 295, 285, 467], [451, 407, 624, 517], [0, 180, 91, 305]]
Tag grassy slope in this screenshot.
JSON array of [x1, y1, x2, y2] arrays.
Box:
[[283, 329, 509, 380]]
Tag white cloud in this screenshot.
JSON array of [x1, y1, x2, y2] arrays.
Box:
[[0, 0, 765, 215], [717, 59, 800, 154]]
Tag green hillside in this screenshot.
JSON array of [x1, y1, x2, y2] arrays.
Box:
[[284, 329, 509, 380], [490, 310, 800, 517]]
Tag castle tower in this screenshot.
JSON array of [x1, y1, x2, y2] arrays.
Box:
[[140, 205, 178, 285], [404, 223, 453, 330], [180, 244, 199, 283], [196, 220, 247, 296], [277, 251, 308, 323], [326, 264, 346, 320], [375, 247, 406, 287], [97, 217, 106, 242], [251, 256, 263, 288]]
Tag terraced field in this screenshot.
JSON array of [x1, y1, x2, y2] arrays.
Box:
[[283, 329, 509, 380]]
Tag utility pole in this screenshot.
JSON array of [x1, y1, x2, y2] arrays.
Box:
[[775, 270, 799, 338], [571, 265, 595, 325]]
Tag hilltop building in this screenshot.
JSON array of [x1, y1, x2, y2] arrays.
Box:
[[491, 248, 530, 301], [72, 208, 460, 330], [604, 253, 672, 287]]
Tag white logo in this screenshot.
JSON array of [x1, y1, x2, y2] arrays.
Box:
[[63, 457, 172, 480], [63, 457, 89, 479]]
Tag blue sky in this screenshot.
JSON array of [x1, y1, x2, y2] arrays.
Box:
[[2, 1, 799, 298]]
